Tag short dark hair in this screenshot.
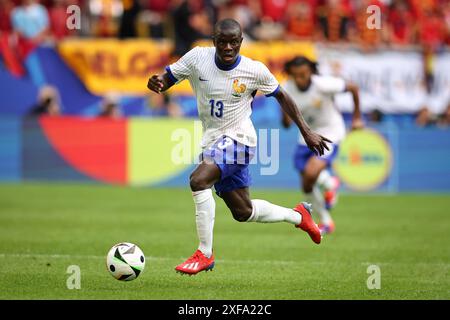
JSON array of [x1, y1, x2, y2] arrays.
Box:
[[213, 19, 242, 37], [284, 56, 318, 74]]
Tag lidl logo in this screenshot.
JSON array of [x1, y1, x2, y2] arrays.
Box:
[[333, 129, 392, 191]]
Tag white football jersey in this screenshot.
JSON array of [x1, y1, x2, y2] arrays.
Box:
[[283, 75, 347, 145], [167, 46, 279, 148]]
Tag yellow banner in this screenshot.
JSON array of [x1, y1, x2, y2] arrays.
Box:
[[58, 39, 317, 95]]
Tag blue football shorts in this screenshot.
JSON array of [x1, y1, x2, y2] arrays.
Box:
[[201, 136, 255, 197]]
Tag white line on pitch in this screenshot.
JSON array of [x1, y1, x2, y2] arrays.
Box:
[[0, 253, 319, 265], [0, 253, 448, 267]]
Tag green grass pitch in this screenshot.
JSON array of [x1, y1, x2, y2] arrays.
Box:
[[0, 183, 449, 299]]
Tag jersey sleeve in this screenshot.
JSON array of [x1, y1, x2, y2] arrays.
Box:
[[312, 75, 346, 94], [256, 62, 280, 97], [165, 47, 199, 84]]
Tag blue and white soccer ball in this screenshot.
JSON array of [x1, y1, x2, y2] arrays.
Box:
[[106, 242, 145, 281]]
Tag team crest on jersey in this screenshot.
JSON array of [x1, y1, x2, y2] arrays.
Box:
[[232, 79, 246, 97], [312, 97, 322, 108]]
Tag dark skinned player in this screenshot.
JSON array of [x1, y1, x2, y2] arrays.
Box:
[[147, 19, 331, 275]]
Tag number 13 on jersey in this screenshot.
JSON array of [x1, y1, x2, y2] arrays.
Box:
[[209, 99, 224, 118]]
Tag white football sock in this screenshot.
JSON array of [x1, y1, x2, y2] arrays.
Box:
[[247, 199, 301, 225], [192, 189, 215, 258], [304, 186, 332, 224], [316, 169, 335, 191]]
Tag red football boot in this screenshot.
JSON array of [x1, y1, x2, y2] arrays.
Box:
[[175, 250, 215, 275], [294, 202, 322, 244]]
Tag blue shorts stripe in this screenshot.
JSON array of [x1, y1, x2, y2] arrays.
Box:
[[233, 140, 238, 164], [222, 142, 226, 164], [245, 145, 249, 164]]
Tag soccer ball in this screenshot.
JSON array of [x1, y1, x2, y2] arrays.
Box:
[[106, 242, 145, 281]]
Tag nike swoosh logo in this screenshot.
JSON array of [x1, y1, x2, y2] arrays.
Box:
[[199, 77, 208, 81]]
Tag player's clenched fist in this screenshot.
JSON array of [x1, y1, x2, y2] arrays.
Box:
[[147, 74, 164, 94]]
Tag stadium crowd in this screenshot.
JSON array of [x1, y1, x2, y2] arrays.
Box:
[[1, 0, 449, 125], [0, 0, 449, 51]]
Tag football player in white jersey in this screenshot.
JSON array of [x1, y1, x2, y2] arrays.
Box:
[[282, 56, 364, 235], [147, 19, 331, 275]]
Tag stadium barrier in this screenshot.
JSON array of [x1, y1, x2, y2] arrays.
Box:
[[1, 116, 449, 192]]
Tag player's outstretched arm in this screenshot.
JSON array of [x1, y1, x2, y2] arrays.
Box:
[[346, 82, 364, 130], [147, 73, 174, 94], [275, 86, 332, 156]]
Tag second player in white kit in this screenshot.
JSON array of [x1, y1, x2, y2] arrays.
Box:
[[282, 56, 364, 235]]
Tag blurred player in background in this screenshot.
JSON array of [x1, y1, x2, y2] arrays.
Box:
[[282, 56, 363, 235], [147, 19, 331, 275]]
